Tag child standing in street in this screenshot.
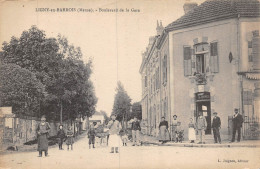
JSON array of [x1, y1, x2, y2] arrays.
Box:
[[121, 130, 128, 146], [88, 125, 96, 149], [57, 124, 65, 150], [66, 126, 74, 150]]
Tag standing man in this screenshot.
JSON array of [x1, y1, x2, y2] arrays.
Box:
[[211, 112, 221, 144], [171, 115, 178, 142], [57, 124, 65, 150], [196, 111, 207, 144], [131, 116, 141, 146], [36, 115, 51, 157], [230, 108, 243, 143], [107, 114, 122, 153]]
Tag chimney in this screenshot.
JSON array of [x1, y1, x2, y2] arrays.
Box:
[[183, 0, 198, 14], [156, 20, 164, 35]]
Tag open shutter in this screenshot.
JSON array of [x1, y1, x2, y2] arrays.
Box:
[[210, 42, 219, 73], [183, 46, 192, 76], [252, 30, 260, 70]]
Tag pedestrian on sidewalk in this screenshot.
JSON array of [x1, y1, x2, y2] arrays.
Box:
[[107, 114, 122, 153], [188, 118, 196, 143], [36, 115, 51, 157], [57, 124, 65, 150], [196, 112, 207, 144], [212, 112, 221, 144], [171, 115, 178, 142], [66, 126, 74, 150], [88, 124, 96, 149], [131, 116, 141, 146], [230, 108, 243, 143], [158, 117, 170, 144]]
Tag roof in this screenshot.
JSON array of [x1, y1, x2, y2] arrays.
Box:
[[166, 0, 260, 31]]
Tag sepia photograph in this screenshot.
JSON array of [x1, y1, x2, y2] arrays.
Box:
[[0, 0, 259, 168]]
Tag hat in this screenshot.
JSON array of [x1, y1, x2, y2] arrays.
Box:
[[111, 114, 117, 117], [173, 115, 177, 118], [161, 116, 165, 119], [213, 112, 217, 114], [234, 108, 239, 111]]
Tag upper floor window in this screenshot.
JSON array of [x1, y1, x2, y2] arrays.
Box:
[[145, 76, 147, 88], [210, 42, 219, 73], [163, 55, 167, 83]]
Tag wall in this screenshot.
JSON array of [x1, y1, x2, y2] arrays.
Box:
[[169, 18, 240, 139]]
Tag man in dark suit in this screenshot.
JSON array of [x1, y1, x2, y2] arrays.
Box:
[[230, 108, 243, 142], [211, 112, 221, 144]]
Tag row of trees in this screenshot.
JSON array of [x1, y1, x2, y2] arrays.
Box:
[[0, 26, 97, 122], [112, 82, 142, 127]]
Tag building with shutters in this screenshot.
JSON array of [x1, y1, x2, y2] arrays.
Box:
[[140, 0, 260, 140]]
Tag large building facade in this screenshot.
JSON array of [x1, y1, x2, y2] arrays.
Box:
[[140, 0, 260, 140]]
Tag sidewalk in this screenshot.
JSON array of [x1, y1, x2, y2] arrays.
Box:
[[140, 134, 260, 148], [0, 131, 88, 155]]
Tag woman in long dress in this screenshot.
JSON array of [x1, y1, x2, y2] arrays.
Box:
[[158, 117, 170, 144], [107, 114, 122, 153], [188, 118, 196, 143]]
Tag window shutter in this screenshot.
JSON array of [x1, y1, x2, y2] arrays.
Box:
[[183, 46, 192, 76], [252, 31, 260, 70], [210, 42, 219, 73]]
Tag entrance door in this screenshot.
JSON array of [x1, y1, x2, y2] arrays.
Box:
[[195, 101, 211, 134]]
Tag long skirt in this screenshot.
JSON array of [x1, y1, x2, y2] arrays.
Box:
[[37, 134, 48, 151], [66, 136, 74, 145], [158, 126, 170, 141], [109, 134, 122, 147], [188, 128, 196, 141]]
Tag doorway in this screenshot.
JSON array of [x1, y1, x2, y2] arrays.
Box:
[[195, 92, 211, 134]]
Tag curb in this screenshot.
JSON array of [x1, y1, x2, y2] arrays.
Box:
[[141, 141, 260, 148]]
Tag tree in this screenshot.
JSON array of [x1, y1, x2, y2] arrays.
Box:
[[100, 110, 109, 124], [130, 102, 142, 120], [0, 63, 45, 116], [0, 26, 97, 121], [112, 82, 132, 125]]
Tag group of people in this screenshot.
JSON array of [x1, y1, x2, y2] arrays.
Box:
[[36, 116, 75, 157], [158, 108, 244, 144]]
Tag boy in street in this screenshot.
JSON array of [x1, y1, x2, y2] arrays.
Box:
[[57, 124, 66, 150], [88, 124, 96, 149], [211, 112, 221, 144]]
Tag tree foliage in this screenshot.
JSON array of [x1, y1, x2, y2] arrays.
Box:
[[0, 26, 97, 121], [130, 102, 142, 120], [112, 81, 132, 122]]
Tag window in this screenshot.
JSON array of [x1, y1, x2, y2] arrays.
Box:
[[144, 76, 147, 88], [210, 42, 219, 73], [196, 54, 205, 73], [248, 41, 253, 62], [163, 55, 168, 83], [155, 67, 160, 90], [183, 46, 192, 76]]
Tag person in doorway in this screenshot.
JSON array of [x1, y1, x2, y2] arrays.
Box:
[[36, 115, 51, 157], [171, 115, 178, 142], [212, 112, 221, 144], [131, 116, 141, 146], [66, 126, 74, 150], [196, 111, 207, 144], [57, 124, 65, 150], [188, 118, 196, 143], [107, 114, 122, 153], [88, 124, 96, 149], [230, 108, 243, 143], [158, 117, 170, 144]]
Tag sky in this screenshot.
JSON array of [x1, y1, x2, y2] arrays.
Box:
[[0, 0, 204, 115]]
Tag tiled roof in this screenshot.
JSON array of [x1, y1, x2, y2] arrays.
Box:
[[166, 0, 260, 30]]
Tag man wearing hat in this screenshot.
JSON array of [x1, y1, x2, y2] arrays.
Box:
[[211, 112, 221, 144], [57, 124, 65, 150], [107, 114, 122, 153], [171, 115, 178, 142], [231, 108, 243, 142], [131, 116, 141, 146], [36, 115, 51, 157]]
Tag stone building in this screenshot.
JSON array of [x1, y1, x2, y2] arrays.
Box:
[[140, 0, 260, 140]]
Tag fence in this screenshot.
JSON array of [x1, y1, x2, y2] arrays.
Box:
[[242, 116, 260, 140]]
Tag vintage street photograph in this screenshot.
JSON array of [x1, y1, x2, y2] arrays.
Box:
[[0, 0, 259, 169]]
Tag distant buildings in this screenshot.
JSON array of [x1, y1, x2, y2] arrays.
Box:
[[140, 0, 260, 140]]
